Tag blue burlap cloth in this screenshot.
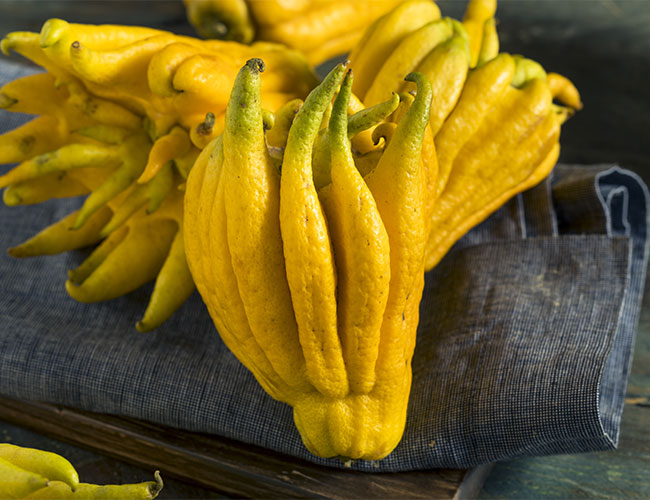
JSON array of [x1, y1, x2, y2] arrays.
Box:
[[0, 60, 648, 472]]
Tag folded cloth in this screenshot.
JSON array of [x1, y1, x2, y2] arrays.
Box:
[[0, 60, 648, 472]]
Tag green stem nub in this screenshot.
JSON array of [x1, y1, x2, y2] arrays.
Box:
[[196, 112, 215, 137], [246, 58, 265, 74]]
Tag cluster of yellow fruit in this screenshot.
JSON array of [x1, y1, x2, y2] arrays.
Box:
[[184, 0, 582, 461], [346, 0, 582, 270], [0, 18, 316, 331], [0, 0, 582, 462], [0, 443, 162, 499], [183, 0, 406, 65], [186, 58, 433, 460]]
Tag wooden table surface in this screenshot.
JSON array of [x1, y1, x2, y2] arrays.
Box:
[[1, 1, 649, 498]]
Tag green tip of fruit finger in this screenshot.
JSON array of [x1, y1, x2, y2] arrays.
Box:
[[404, 72, 422, 85], [39, 18, 68, 48], [196, 112, 215, 137], [347, 92, 400, 138], [151, 471, 164, 498], [329, 69, 353, 144], [245, 57, 265, 73], [511, 55, 546, 88]]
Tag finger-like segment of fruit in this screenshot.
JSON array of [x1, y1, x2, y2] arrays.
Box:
[[511, 55, 546, 88], [75, 124, 131, 145], [172, 53, 241, 103], [209, 144, 294, 401], [425, 81, 558, 270], [65, 81, 143, 130], [145, 162, 174, 214], [246, 0, 310, 26], [364, 71, 430, 384], [426, 128, 560, 272], [0, 73, 70, 117], [261, 108, 275, 131], [462, 0, 496, 67], [442, 78, 552, 202], [547, 72, 583, 109], [40, 18, 164, 73], [388, 91, 414, 126], [313, 94, 400, 190], [421, 124, 439, 239], [0, 142, 119, 189], [363, 18, 453, 107], [101, 163, 175, 237], [67, 225, 127, 286], [185, 138, 290, 402], [258, 0, 403, 56], [184, 0, 255, 43], [223, 59, 311, 392], [73, 134, 150, 229], [321, 71, 391, 395], [25, 471, 163, 499], [350, 89, 400, 155], [0, 443, 79, 491], [66, 217, 177, 303], [348, 93, 400, 137], [348, 0, 441, 100], [1, 31, 66, 77], [0, 456, 48, 499], [99, 184, 150, 238], [3, 170, 90, 206], [403, 35, 469, 137], [280, 62, 349, 399], [147, 43, 199, 97], [180, 140, 212, 297], [137, 226, 194, 332], [139, 127, 191, 183], [23, 481, 72, 499], [476, 17, 498, 66], [303, 30, 363, 66], [434, 53, 514, 197], [8, 206, 112, 259], [296, 87, 432, 454], [68, 35, 186, 93], [266, 98, 302, 153], [310, 129, 334, 191], [0, 116, 68, 164]]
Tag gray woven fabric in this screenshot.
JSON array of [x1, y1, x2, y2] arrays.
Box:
[[0, 60, 648, 472]]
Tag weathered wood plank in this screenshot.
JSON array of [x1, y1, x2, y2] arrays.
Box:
[[0, 395, 491, 499]]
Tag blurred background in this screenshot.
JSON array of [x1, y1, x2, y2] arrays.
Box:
[[0, 0, 648, 182]]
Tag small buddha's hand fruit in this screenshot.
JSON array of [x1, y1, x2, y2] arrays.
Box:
[[185, 59, 433, 460], [0, 443, 162, 499], [1, 18, 316, 330]]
